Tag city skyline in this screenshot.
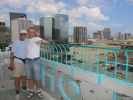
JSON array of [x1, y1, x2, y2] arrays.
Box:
[[0, 0, 133, 35]]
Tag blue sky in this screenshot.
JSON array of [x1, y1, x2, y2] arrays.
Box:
[[0, 0, 133, 35]]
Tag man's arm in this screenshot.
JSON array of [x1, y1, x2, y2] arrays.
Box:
[[8, 42, 15, 71], [35, 37, 48, 44], [41, 39, 48, 44], [8, 52, 15, 71]]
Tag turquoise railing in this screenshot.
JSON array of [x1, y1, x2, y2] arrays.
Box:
[[40, 43, 133, 100]]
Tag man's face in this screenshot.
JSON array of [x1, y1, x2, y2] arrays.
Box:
[[28, 29, 36, 38], [19, 33, 26, 41]]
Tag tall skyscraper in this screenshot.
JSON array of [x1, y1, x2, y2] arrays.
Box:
[[124, 33, 132, 40], [103, 28, 111, 40], [93, 31, 103, 40], [11, 18, 32, 41], [10, 12, 27, 32], [54, 14, 69, 43], [0, 21, 10, 48], [73, 26, 87, 43], [117, 32, 123, 40], [40, 17, 54, 40], [0, 21, 5, 26], [40, 14, 69, 43]]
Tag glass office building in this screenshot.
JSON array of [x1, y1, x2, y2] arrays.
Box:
[[54, 14, 69, 43], [40, 14, 69, 43], [40, 17, 54, 40]]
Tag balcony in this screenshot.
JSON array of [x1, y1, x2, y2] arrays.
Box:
[[0, 43, 133, 100]]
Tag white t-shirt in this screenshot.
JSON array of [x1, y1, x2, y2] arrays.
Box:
[[26, 37, 42, 59], [11, 40, 27, 59]]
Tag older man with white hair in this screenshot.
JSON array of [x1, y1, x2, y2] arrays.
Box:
[[9, 30, 27, 100]]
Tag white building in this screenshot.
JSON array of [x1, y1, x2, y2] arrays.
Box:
[[11, 18, 32, 42]]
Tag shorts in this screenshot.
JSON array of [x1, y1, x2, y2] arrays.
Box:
[[13, 58, 26, 77], [25, 58, 41, 80]]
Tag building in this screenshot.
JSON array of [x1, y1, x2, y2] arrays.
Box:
[[103, 28, 111, 40], [73, 26, 87, 43], [34, 25, 41, 36], [40, 14, 69, 43], [124, 33, 132, 40], [117, 32, 123, 40], [40, 17, 54, 40], [68, 35, 74, 43], [117, 32, 132, 40], [10, 12, 27, 32], [93, 31, 103, 40], [0, 21, 5, 26], [11, 18, 32, 41], [54, 14, 69, 43], [0, 21, 10, 49]]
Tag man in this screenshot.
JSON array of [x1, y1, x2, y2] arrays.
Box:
[[9, 30, 27, 99], [25, 27, 48, 99]]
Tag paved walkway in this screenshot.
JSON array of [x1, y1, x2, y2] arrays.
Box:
[[0, 54, 55, 100], [0, 80, 56, 100], [0, 89, 56, 100]]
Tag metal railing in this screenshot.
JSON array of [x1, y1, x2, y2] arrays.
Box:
[[40, 43, 133, 100], [0, 43, 132, 100]]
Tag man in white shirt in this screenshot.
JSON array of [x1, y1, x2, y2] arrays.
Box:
[[25, 27, 48, 99], [9, 30, 27, 99]]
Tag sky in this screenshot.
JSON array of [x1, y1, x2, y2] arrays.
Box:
[[0, 0, 133, 35]]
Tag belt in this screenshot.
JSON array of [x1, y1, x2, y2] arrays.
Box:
[[26, 57, 40, 61], [15, 56, 26, 63]]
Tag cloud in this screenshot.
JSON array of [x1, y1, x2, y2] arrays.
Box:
[[26, 0, 108, 21], [77, 0, 116, 10], [69, 6, 109, 22], [27, 0, 66, 15], [0, 0, 32, 9], [0, 0, 110, 33], [0, 0, 21, 5], [128, 0, 133, 2], [78, 0, 90, 6], [128, 0, 133, 3]]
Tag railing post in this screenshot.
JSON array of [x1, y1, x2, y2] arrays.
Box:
[[96, 48, 100, 74], [125, 49, 129, 81], [112, 91, 117, 100]]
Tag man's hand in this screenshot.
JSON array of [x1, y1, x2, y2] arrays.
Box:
[[8, 62, 15, 71]]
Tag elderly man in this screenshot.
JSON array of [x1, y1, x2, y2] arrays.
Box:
[[25, 27, 48, 99], [9, 30, 27, 99]]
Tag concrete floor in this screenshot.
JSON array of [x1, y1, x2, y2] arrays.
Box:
[[0, 79, 56, 100], [0, 53, 133, 100]]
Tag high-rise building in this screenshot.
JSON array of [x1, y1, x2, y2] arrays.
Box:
[[73, 26, 87, 43], [40, 14, 69, 43], [124, 33, 132, 40], [33, 25, 41, 36], [54, 14, 69, 43], [117, 32, 123, 40], [0, 22, 6, 26], [93, 31, 103, 40], [103, 28, 111, 40], [11, 18, 32, 41], [40, 17, 54, 41], [0, 21, 10, 48], [117, 32, 132, 40], [68, 35, 74, 43], [10, 12, 27, 32]]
